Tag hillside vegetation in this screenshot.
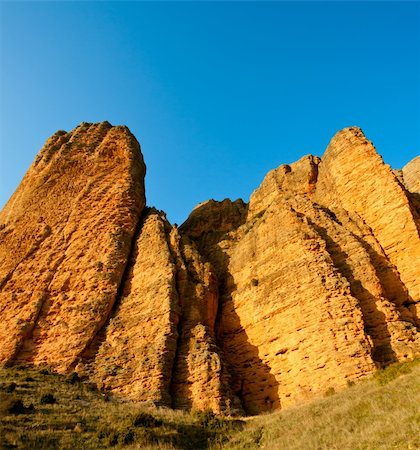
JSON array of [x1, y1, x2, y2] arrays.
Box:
[[0, 360, 419, 449]]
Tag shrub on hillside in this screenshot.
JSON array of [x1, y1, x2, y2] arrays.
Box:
[[374, 359, 420, 385], [132, 411, 163, 428], [5, 382, 17, 393], [0, 393, 34, 416], [66, 372, 80, 384], [40, 393, 56, 404]]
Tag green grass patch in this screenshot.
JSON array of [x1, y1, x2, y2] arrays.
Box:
[[374, 358, 420, 385]]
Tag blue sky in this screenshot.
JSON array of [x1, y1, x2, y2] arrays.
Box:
[[1, 1, 419, 225]]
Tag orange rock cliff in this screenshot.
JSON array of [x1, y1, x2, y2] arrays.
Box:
[[1, 122, 419, 415]]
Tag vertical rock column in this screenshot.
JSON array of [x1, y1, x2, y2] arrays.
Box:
[[79, 209, 238, 413], [168, 229, 238, 414], [78, 210, 180, 406], [0, 122, 146, 371]]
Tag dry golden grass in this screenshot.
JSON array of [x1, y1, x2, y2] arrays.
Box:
[[220, 360, 420, 450], [0, 360, 418, 449]]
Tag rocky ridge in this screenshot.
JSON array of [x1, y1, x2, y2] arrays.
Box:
[[0, 123, 419, 415]]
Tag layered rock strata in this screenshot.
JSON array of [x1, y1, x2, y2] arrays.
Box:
[[0, 123, 419, 415]]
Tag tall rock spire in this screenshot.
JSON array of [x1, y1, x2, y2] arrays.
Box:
[[0, 122, 146, 370]]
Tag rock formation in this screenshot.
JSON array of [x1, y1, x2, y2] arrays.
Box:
[[402, 156, 420, 194], [0, 123, 419, 415], [0, 122, 146, 372], [77, 208, 238, 413]]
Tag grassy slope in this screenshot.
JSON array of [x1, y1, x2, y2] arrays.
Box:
[[0, 367, 242, 450], [0, 360, 419, 449], [224, 360, 420, 450]]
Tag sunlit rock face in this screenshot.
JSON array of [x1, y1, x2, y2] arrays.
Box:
[[1, 123, 419, 415], [77, 208, 238, 414], [402, 155, 420, 194], [315, 128, 420, 323], [0, 122, 146, 372], [181, 131, 420, 413]]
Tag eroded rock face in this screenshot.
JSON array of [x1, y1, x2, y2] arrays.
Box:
[[181, 128, 420, 413], [1, 123, 419, 415], [168, 228, 239, 414], [76, 208, 238, 413], [76, 209, 180, 407], [316, 128, 420, 321], [0, 122, 146, 371]]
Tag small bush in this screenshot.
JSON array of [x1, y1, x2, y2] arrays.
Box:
[[40, 393, 56, 404], [120, 428, 135, 445], [194, 410, 217, 425], [85, 382, 98, 392], [324, 387, 336, 397], [374, 360, 419, 386], [194, 410, 227, 432], [66, 372, 80, 384], [5, 382, 17, 393], [8, 399, 30, 415], [97, 424, 152, 448], [0, 393, 32, 416], [132, 411, 163, 428]]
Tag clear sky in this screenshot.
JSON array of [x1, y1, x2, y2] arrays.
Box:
[[1, 1, 419, 225]]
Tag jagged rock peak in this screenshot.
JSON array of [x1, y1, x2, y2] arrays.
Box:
[[181, 198, 247, 238]]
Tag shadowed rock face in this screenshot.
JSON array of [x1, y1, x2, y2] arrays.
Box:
[[0, 123, 419, 415]]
